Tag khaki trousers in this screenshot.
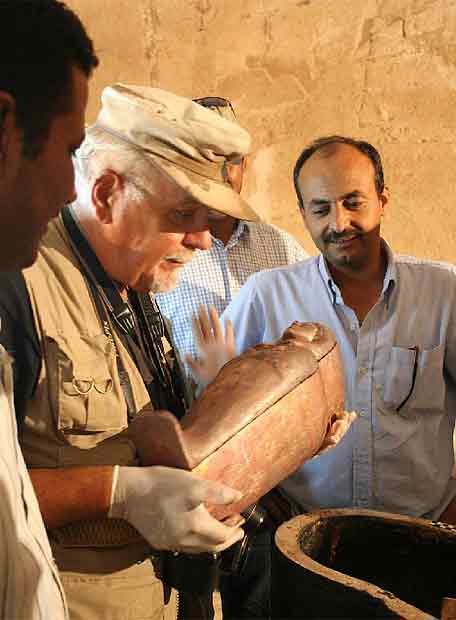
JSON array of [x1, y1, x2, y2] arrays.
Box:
[[52, 543, 177, 620]]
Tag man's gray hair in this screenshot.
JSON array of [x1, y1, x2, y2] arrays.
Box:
[[73, 126, 160, 205]]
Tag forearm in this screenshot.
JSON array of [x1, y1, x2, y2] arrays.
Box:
[[29, 464, 245, 553], [28, 466, 114, 529]]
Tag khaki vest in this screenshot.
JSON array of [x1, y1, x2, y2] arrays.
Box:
[[21, 218, 151, 469], [19, 219, 181, 620]]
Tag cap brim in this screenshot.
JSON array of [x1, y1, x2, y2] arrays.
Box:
[[149, 155, 260, 222]]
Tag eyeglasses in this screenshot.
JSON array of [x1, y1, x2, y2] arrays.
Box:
[[193, 96, 237, 120]]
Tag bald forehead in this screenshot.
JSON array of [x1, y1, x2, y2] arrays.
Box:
[[298, 143, 378, 203], [300, 144, 375, 180], [311, 142, 348, 160], [306, 142, 373, 168]]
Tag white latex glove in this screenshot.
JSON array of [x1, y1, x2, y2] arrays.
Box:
[[316, 410, 358, 455], [186, 305, 236, 387], [109, 465, 244, 553]]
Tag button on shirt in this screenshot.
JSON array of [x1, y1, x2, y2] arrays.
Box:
[[0, 344, 68, 619], [221, 243, 456, 520], [156, 220, 308, 370]]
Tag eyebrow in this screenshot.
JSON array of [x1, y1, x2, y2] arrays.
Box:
[[308, 190, 366, 206], [342, 190, 366, 200]]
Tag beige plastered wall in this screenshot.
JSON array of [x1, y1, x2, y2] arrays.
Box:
[[67, 0, 456, 261]]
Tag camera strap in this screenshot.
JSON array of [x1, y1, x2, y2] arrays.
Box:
[[61, 205, 187, 419]]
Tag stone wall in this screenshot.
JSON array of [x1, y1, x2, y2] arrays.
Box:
[[67, 0, 456, 260]]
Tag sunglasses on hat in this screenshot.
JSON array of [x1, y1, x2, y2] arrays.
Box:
[[193, 96, 237, 120]]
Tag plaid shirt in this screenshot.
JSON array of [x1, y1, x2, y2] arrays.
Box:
[[156, 220, 308, 373]]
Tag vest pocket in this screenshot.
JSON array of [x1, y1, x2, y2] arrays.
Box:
[[45, 334, 128, 448]]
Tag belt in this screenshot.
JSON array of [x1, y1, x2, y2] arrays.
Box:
[[49, 517, 144, 548], [51, 518, 220, 599]]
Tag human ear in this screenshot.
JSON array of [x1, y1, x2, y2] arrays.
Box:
[[298, 200, 310, 229], [379, 186, 390, 215], [223, 156, 245, 194], [241, 156, 248, 174], [91, 170, 124, 224]]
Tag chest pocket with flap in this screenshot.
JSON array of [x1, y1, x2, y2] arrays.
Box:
[[45, 332, 128, 448]]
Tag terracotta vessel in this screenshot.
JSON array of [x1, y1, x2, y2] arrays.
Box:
[[129, 321, 345, 519], [273, 509, 456, 619]]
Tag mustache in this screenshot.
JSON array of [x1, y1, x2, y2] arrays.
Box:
[[324, 231, 361, 244], [164, 250, 195, 263]]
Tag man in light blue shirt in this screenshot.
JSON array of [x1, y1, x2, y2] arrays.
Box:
[[221, 135, 456, 523]]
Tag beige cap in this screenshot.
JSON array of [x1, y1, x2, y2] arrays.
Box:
[[93, 84, 259, 221]]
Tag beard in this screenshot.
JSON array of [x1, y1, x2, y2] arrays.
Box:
[[320, 224, 382, 274], [149, 268, 182, 294], [322, 230, 366, 269], [132, 268, 181, 294], [327, 246, 368, 270], [138, 251, 194, 294]]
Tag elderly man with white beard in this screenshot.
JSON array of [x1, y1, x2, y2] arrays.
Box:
[[0, 85, 259, 620]]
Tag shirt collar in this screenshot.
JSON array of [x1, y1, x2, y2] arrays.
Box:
[[317, 255, 341, 305], [212, 218, 247, 248], [317, 239, 397, 305], [231, 218, 247, 242]]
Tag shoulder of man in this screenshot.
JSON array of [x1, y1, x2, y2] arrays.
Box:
[[0, 271, 37, 340], [0, 270, 41, 426], [394, 253, 456, 282], [238, 255, 317, 301], [244, 220, 308, 259]]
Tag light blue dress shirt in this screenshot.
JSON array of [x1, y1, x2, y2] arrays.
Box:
[[221, 242, 456, 519]]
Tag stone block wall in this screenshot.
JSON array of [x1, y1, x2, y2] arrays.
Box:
[[67, 0, 456, 260]]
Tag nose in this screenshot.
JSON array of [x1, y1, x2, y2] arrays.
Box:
[[330, 202, 350, 233], [183, 229, 212, 251]]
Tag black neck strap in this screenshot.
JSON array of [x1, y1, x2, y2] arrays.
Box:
[[61, 205, 187, 418], [61, 205, 130, 320]]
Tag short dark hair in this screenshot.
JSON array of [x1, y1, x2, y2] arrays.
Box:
[[0, 0, 98, 158], [293, 135, 385, 209]]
